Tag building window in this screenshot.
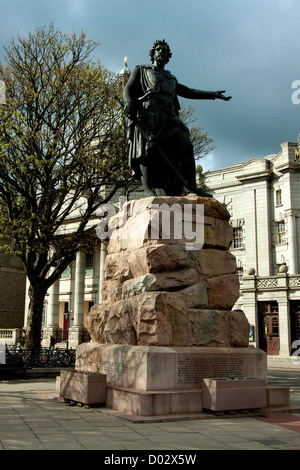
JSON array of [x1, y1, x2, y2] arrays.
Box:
[[233, 227, 244, 249], [85, 253, 94, 277], [275, 189, 282, 206], [277, 221, 286, 244]]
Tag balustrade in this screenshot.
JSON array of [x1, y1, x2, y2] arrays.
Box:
[[0, 329, 22, 344]]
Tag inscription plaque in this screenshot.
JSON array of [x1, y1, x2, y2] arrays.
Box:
[[97, 360, 128, 375], [176, 357, 244, 385]]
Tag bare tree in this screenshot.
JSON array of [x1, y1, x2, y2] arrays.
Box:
[[179, 103, 216, 159]]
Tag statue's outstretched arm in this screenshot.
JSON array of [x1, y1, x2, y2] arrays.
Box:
[[177, 83, 231, 101]]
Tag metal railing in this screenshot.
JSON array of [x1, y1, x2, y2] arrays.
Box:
[[2, 345, 76, 369]]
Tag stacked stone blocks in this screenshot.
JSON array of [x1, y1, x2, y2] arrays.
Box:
[[87, 196, 250, 349]]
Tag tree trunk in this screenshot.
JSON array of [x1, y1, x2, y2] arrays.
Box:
[[25, 284, 47, 352]]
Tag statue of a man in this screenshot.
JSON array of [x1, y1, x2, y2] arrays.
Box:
[[123, 40, 231, 197]]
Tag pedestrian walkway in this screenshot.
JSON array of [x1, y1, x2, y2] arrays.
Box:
[[1, 365, 300, 451]]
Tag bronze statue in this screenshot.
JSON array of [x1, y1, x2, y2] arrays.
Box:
[[123, 40, 231, 197]]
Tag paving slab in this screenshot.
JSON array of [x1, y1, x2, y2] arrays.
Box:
[[0, 363, 300, 451]]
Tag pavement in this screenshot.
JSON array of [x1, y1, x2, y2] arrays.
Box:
[[0, 358, 300, 452]]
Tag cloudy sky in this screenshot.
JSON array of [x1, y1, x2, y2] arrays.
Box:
[[1, 0, 300, 171]]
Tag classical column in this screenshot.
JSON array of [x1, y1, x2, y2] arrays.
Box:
[[68, 251, 86, 347], [278, 299, 291, 357], [23, 277, 30, 328], [98, 241, 107, 304], [241, 276, 257, 347], [41, 275, 60, 346], [73, 251, 86, 327], [47, 278, 60, 327], [287, 211, 298, 274]]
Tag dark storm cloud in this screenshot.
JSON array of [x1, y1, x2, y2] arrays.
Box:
[[1, 0, 300, 170]]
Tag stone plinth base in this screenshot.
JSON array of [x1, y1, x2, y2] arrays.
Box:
[[202, 378, 267, 412], [58, 369, 106, 405], [76, 343, 267, 390], [75, 342, 267, 416], [106, 386, 203, 416]]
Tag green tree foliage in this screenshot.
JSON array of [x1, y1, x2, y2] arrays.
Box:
[[0, 24, 131, 350]]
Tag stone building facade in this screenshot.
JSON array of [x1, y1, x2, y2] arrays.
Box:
[[201, 136, 300, 357]]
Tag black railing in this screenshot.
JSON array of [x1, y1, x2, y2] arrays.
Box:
[[2, 346, 76, 369]]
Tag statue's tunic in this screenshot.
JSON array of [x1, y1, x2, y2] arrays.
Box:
[[123, 64, 217, 193], [125, 65, 190, 184]]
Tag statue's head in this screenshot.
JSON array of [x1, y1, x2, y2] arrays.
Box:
[[149, 40, 172, 64]]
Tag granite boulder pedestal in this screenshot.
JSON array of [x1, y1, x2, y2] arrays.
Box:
[[87, 196, 248, 348], [73, 196, 275, 417]]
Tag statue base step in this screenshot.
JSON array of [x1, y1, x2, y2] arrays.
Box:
[[57, 369, 106, 405], [106, 385, 203, 416], [76, 343, 267, 391]]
